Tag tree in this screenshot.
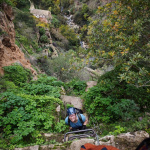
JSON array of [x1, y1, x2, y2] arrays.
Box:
[[86, 0, 150, 88], [59, 25, 79, 46]]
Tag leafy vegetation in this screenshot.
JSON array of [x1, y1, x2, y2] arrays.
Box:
[[3, 64, 32, 86], [83, 66, 150, 135], [0, 0, 150, 148], [73, 4, 91, 26], [0, 66, 67, 149], [59, 25, 79, 47], [37, 53, 80, 81], [86, 0, 150, 88], [64, 79, 87, 96]]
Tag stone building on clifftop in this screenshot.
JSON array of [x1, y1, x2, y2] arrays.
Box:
[[30, 2, 52, 23]]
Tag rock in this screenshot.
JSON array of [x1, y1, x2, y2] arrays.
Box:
[[61, 95, 83, 109], [60, 86, 66, 95], [14, 145, 39, 150], [43, 133, 54, 138], [0, 3, 37, 76], [49, 44, 58, 58], [40, 144, 54, 150], [98, 131, 149, 150], [70, 139, 94, 150], [85, 81, 97, 91], [2, 3, 14, 21], [56, 105, 61, 112]]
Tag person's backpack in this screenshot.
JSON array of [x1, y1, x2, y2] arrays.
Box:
[[67, 107, 84, 126]]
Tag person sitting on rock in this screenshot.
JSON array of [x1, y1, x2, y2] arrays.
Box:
[[65, 107, 88, 131]]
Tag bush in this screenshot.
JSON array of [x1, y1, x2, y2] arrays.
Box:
[[108, 99, 139, 121], [14, 10, 36, 28], [0, 92, 63, 146], [83, 66, 149, 123], [38, 54, 78, 82], [16, 33, 33, 54], [64, 79, 87, 96], [20, 83, 61, 97], [51, 15, 61, 28], [59, 25, 79, 46], [40, 35, 49, 43], [0, 79, 18, 93], [15, 0, 30, 10], [39, 27, 46, 35], [3, 64, 32, 86]]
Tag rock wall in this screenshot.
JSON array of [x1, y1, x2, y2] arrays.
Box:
[[0, 3, 37, 76]]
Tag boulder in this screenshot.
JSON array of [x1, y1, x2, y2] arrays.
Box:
[[61, 95, 83, 109], [85, 81, 97, 91], [14, 145, 39, 150], [70, 139, 94, 150], [98, 130, 149, 150], [0, 3, 37, 76]]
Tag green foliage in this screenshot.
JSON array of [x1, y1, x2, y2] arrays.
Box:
[[0, 0, 14, 6], [51, 15, 61, 28], [54, 120, 68, 133], [0, 91, 63, 147], [66, 103, 74, 109], [40, 35, 49, 43], [59, 25, 79, 46], [61, 0, 70, 9], [38, 54, 78, 82], [131, 116, 150, 131], [108, 99, 139, 121], [13, 9, 39, 53], [145, 128, 150, 136], [3, 64, 32, 86], [109, 126, 126, 136], [86, 0, 150, 88], [39, 27, 49, 44], [39, 27, 46, 35], [9, 0, 30, 10], [64, 79, 87, 96], [16, 33, 33, 54], [32, 74, 57, 84], [0, 79, 18, 93], [73, 4, 91, 26], [83, 66, 149, 123], [20, 83, 61, 97], [14, 10, 36, 28]]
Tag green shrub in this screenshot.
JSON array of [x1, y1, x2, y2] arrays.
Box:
[[38, 54, 78, 82], [0, 92, 63, 147], [98, 66, 150, 110], [20, 83, 61, 97], [16, 33, 33, 54], [14, 11, 35, 28], [59, 25, 79, 46], [51, 15, 60, 28], [0, 79, 18, 93], [15, 0, 30, 10], [107, 99, 139, 121], [83, 66, 149, 123], [3, 64, 32, 86], [54, 120, 68, 133], [39, 27, 45, 35], [109, 125, 126, 136], [64, 79, 87, 96], [33, 74, 57, 84], [40, 35, 49, 43]]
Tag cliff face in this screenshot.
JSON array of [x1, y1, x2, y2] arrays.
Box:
[[0, 3, 37, 76]]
